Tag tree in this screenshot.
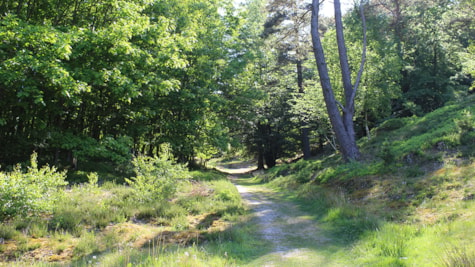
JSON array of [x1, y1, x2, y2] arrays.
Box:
[[341, 6, 403, 138], [0, 0, 246, 169], [368, 0, 472, 116], [310, 0, 367, 161], [263, 0, 313, 159]]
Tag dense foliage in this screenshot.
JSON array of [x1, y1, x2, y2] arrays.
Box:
[[1, 1, 474, 264], [0, 0, 250, 169], [0, 0, 473, 169]]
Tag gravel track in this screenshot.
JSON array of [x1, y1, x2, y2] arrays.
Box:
[[230, 173, 332, 266]]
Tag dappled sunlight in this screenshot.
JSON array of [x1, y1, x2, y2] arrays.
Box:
[[216, 165, 257, 175]]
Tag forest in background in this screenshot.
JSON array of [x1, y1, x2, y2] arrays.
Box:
[[1, 1, 475, 265], [0, 0, 474, 173]]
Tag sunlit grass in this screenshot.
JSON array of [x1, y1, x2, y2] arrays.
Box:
[[2, 97, 475, 266], [0, 169, 258, 266], [253, 98, 475, 266]]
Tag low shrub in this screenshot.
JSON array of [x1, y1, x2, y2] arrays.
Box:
[[126, 155, 190, 203], [49, 209, 81, 234], [13, 217, 49, 238], [73, 231, 100, 259], [378, 139, 396, 163], [377, 118, 411, 132], [0, 224, 19, 240], [190, 170, 227, 181], [53, 185, 131, 231], [0, 153, 67, 219]]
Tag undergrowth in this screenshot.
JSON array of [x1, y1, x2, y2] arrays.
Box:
[[0, 158, 256, 266], [252, 96, 475, 266], [2, 96, 474, 266]]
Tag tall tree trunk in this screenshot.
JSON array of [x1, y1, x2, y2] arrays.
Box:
[[310, 0, 366, 161], [291, 0, 312, 160], [297, 60, 311, 159], [257, 150, 265, 170], [263, 124, 276, 168], [256, 121, 265, 170]]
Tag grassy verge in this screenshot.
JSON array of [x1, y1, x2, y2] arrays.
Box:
[[0, 169, 263, 266], [251, 158, 475, 266], [249, 96, 475, 266]]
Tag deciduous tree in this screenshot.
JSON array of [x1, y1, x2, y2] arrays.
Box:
[[310, 0, 367, 161]]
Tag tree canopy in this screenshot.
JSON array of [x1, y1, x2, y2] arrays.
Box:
[[0, 0, 473, 171]]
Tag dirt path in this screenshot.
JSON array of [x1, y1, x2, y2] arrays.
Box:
[[216, 162, 338, 266]]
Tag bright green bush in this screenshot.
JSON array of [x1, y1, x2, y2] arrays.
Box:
[[0, 153, 67, 219], [126, 155, 190, 203]]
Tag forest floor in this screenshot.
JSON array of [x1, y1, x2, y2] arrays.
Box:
[[215, 161, 342, 267]]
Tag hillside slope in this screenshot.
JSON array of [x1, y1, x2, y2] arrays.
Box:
[[257, 95, 475, 266]]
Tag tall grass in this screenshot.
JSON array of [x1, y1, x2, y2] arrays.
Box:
[[440, 246, 475, 267], [0, 166, 258, 266]]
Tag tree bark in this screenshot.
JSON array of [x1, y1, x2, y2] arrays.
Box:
[[310, 0, 364, 161], [297, 60, 312, 159], [256, 121, 265, 170]]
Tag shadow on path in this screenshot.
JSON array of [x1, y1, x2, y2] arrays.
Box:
[[215, 161, 343, 267]]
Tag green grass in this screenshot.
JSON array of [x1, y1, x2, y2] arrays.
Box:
[[251, 159, 475, 266], [2, 96, 475, 266], [0, 169, 260, 266], [363, 95, 475, 162], [243, 96, 475, 266], [0, 224, 18, 240]]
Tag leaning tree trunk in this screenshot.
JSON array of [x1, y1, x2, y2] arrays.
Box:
[[310, 0, 367, 161]]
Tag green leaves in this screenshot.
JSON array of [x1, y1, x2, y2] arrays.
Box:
[[0, 0, 279, 169], [0, 153, 67, 219], [126, 155, 191, 203], [461, 44, 475, 90], [0, 15, 86, 107]]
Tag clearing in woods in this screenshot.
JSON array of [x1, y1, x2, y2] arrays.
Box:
[[216, 161, 344, 267]]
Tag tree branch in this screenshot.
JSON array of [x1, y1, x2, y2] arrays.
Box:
[[336, 100, 345, 112], [350, 1, 367, 108], [334, 0, 353, 108]]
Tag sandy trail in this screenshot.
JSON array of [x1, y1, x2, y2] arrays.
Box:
[[217, 162, 333, 266], [233, 178, 330, 252]]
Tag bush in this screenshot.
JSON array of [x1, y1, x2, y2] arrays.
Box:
[[126, 155, 190, 203], [49, 209, 81, 233], [378, 139, 396, 163], [73, 231, 100, 259], [0, 153, 67, 219], [13, 217, 49, 238], [377, 118, 409, 132], [0, 224, 19, 240]]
